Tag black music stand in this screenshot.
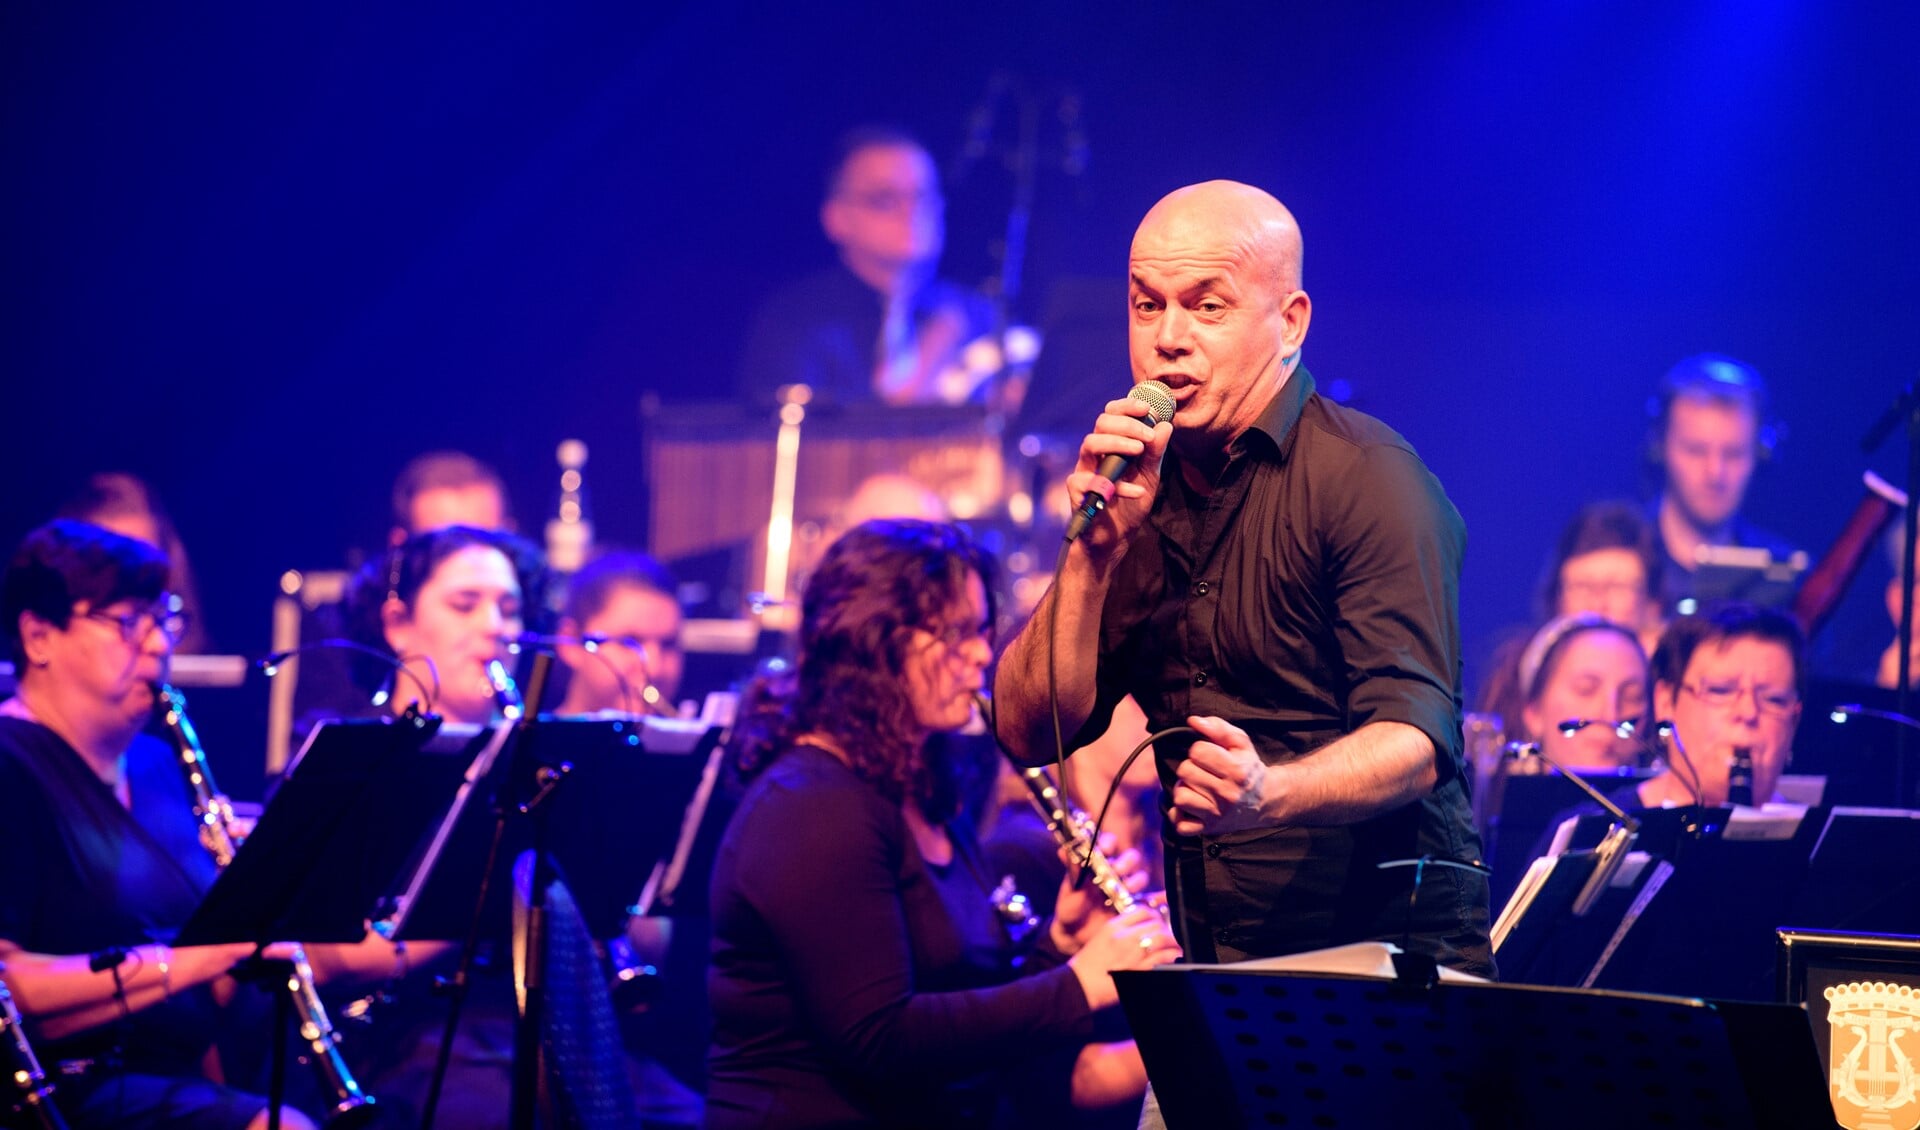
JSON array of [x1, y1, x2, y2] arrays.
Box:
[[1554, 806, 1825, 1001], [1488, 847, 1614, 985], [1787, 806, 1920, 936], [1116, 960, 1833, 1129], [165, 713, 485, 1128], [387, 717, 719, 943], [173, 713, 483, 946], [1481, 769, 1653, 911]]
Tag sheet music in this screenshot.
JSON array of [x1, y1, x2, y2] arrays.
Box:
[[1722, 801, 1808, 841], [1183, 941, 1489, 983]]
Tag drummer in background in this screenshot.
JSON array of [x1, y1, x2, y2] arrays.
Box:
[[553, 550, 686, 716], [1643, 355, 1798, 613], [736, 126, 1004, 408]]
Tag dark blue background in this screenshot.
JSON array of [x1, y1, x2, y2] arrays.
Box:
[[5, 2, 1916, 697]]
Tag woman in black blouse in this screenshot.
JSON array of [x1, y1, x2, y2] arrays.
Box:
[[0, 520, 316, 1130], [706, 519, 1179, 1130]]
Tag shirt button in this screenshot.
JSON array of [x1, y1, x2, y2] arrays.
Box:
[[1193, 581, 1210, 596], [1205, 843, 1224, 859], [1193, 671, 1208, 687]]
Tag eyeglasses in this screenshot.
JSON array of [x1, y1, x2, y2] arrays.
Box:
[[1561, 579, 1645, 601], [924, 620, 992, 652], [1681, 681, 1800, 717], [588, 634, 682, 657], [81, 596, 191, 646], [836, 187, 942, 215]]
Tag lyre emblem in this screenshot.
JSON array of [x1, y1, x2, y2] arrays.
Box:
[[1825, 980, 1920, 1130]]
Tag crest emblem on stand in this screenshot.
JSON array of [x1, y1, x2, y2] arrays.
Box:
[[1826, 980, 1920, 1130]]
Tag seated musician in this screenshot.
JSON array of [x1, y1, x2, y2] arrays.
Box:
[[343, 525, 545, 726], [1478, 500, 1665, 733], [388, 450, 514, 545], [706, 519, 1178, 1129], [1643, 355, 1798, 614], [553, 550, 685, 716], [287, 452, 520, 740], [1510, 614, 1651, 772], [1631, 602, 1804, 809], [549, 550, 712, 1122], [0, 520, 317, 1130], [332, 525, 547, 1127]]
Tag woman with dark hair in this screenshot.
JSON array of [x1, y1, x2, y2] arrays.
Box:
[[707, 519, 1178, 1129], [1478, 500, 1666, 738], [553, 549, 685, 716], [332, 525, 549, 1126], [342, 525, 546, 725], [0, 520, 315, 1130], [1538, 500, 1666, 658], [1636, 602, 1804, 809]]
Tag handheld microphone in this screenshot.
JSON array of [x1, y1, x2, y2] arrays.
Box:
[[1063, 380, 1176, 542]]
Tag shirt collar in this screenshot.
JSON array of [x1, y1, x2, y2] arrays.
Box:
[[1236, 365, 1316, 462]]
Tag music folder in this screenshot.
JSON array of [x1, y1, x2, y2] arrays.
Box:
[[174, 714, 482, 946]]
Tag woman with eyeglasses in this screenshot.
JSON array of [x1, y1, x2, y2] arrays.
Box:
[[707, 519, 1179, 1130], [1634, 602, 1804, 809], [0, 520, 318, 1130]]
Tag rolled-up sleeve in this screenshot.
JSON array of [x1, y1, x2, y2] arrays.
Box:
[[1323, 442, 1467, 783]]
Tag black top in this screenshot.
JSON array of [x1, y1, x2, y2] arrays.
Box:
[[736, 262, 997, 408], [706, 745, 1094, 1129], [0, 716, 228, 1072], [1083, 368, 1493, 974]]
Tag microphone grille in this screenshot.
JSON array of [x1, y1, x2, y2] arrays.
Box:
[[1129, 380, 1177, 426]]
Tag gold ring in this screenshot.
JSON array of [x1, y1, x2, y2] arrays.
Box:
[[1139, 935, 1155, 950]]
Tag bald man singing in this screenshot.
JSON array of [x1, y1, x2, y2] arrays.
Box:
[[994, 181, 1492, 982]]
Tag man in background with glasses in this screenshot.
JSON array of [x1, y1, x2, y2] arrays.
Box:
[[1633, 601, 1805, 809], [737, 125, 1000, 407]]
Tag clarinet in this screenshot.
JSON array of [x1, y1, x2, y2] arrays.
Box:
[[1016, 764, 1147, 913], [970, 692, 1154, 915], [154, 684, 378, 1128], [0, 975, 68, 1130], [1728, 745, 1755, 807]]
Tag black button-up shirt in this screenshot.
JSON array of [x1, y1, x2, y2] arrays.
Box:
[[1082, 368, 1492, 974]]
